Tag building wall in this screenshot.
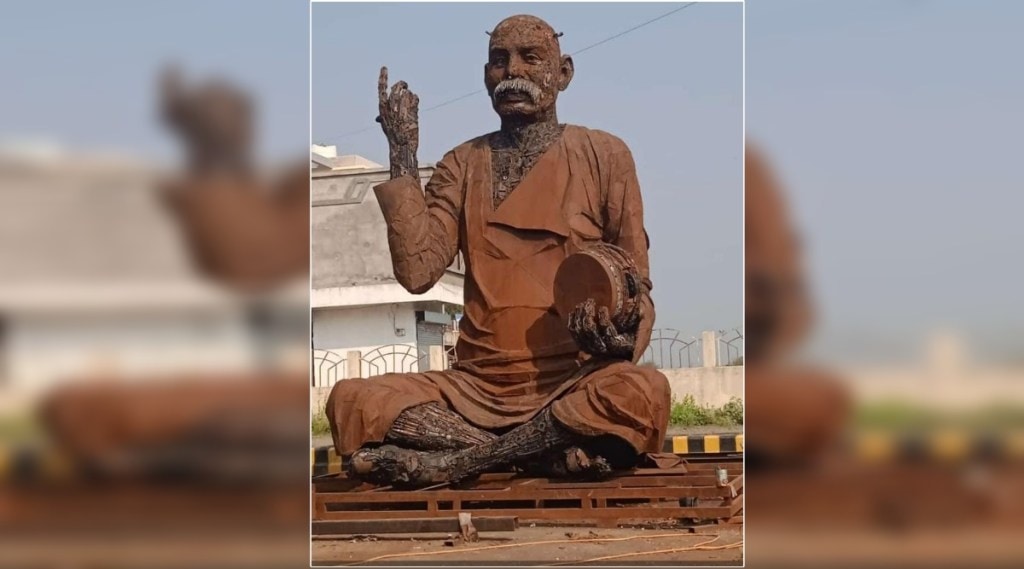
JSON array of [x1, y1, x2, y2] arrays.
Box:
[[312, 304, 418, 353], [839, 364, 1024, 410], [660, 365, 744, 407], [5, 310, 254, 398], [311, 167, 435, 290], [312, 304, 420, 385]]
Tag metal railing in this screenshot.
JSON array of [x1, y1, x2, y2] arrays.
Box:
[[312, 349, 346, 388], [313, 327, 743, 386], [717, 328, 744, 366], [640, 328, 703, 369], [360, 344, 429, 377]]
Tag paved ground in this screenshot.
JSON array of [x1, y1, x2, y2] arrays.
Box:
[[3, 535, 307, 568], [312, 525, 742, 566], [747, 527, 1022, 567]]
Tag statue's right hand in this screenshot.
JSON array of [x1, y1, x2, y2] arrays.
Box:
[[376, 66, 419, 153]]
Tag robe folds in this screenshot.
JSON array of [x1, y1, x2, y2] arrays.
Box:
[[328, 125, 670, 456]]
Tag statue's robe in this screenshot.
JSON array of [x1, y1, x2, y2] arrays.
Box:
[[744, 145, 849, 464], [327, 125, 670, 457], [744, 146, 812, 362]]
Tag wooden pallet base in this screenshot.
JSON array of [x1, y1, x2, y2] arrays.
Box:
[[312, 516, 519, 536], [313, 462, 743, 528]]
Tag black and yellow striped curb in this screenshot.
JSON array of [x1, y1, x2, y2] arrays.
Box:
[[661, 434, 744, 455], [312, 446, 345, 477], [850, 431, 1024, 463], [0, 445, 72, 482]]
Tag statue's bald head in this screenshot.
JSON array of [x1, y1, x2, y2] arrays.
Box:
[[484, 14, 574, 121], [489, 14, 562, 55]]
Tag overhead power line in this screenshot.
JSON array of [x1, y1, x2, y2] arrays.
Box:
[[571, 2, 696, 56], [329, 3, 699, 141]]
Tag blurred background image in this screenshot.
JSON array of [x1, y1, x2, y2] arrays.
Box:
[[745, 1, 1024, 567], [4, 0, 1023, 567], [0, 1, 311, 566]]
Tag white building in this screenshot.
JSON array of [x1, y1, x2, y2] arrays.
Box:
[[0, 143, 307, 411], [311, 145, 464, 386]]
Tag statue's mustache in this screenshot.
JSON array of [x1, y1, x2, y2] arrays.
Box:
[[493, 78, 542, 102]]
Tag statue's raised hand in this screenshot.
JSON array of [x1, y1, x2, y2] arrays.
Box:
[[376, 66, 420, 179]]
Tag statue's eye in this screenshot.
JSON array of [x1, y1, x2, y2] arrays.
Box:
[[525, 54, 541, 64]]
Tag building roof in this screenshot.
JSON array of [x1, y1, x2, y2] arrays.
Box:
[[311, 145, 384, 172]]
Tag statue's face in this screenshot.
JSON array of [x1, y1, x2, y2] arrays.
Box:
[[484, 16, 573, 120]]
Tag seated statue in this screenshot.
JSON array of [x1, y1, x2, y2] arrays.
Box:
[[327, 14, 671, 487], [744, 144, 850, 467], [159, 66, 309, 291]]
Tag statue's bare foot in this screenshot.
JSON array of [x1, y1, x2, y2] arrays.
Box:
[[564, 446, 614, 478], [518, 449, 570, 477], [520, 446, 614, 480], [348, 445, 454, 487]]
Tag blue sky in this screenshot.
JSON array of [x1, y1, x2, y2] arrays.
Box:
[[747, 0, 1024, 363], [0, 0, 308, 163], [314, 2, 744, 337]]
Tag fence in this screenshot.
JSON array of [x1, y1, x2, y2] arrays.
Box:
[[641, 328, 744, 369], [313, 329, 743, 386], [717, 329, 744, 366], [312, 349, 347, 388], [312, 344, 447, 388], [360, 344, 429, 377], [640, 329, 703, 369]]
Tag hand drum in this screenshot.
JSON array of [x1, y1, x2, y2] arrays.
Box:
[[553, 242, 642, 326]]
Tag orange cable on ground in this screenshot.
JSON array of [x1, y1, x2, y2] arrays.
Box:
[[553, 537, 744, 565], [344, 531, 718, 566]]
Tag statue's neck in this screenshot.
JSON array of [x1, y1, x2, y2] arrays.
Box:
[[499, 110, 560, 148]]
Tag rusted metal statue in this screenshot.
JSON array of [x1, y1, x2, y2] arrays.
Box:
[[39, 69, 311, 482], [327, 15, 671, 487], [744, 144, 850, 466], [160, 67, 309, 292]]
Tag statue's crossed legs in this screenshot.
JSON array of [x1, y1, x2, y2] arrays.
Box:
[[327, 362, 670, 487]]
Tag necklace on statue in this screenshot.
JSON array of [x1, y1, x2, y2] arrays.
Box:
[[490, 123, 565, 209]]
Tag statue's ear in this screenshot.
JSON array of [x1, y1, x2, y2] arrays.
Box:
[[558, 55, 574, 91]]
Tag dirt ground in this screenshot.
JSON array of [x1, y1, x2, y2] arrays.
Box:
[[311, 525, 743, 566], [746, 526, 1024, 567]]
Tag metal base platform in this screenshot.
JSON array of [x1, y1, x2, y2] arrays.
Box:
[[312, 461, 743, 530]]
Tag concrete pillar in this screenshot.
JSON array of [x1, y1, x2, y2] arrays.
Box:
[[701, 331, 719, 368], [428, 345, 446, 371], [346, 350, 362, 379]]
